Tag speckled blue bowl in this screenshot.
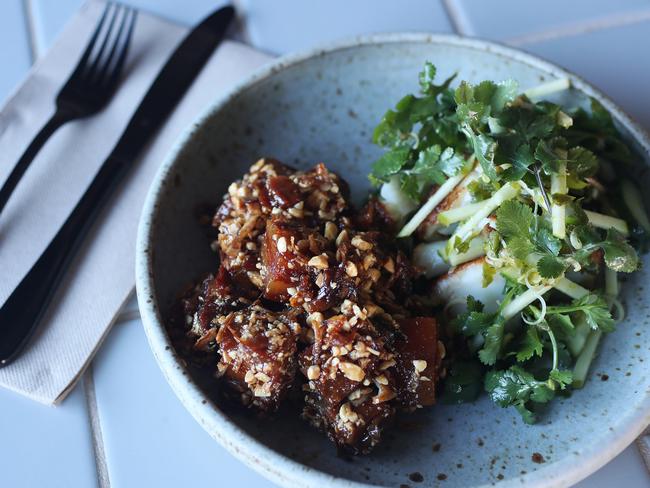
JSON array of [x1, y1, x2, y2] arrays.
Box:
[[136, 34, 650, 488]]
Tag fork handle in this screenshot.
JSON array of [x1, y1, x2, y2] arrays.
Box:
[[0, 111, 71, 215]]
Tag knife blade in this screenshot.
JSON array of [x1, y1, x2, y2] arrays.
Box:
[[0, 6, 235, 365]]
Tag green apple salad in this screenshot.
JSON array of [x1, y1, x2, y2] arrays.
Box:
[[369, 63, 649, 423]]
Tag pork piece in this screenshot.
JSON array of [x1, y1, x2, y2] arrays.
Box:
[[213, 159, 292, 288], [213, 159, 349, 293], [355, 196, 399, 234], [394, 317, 442, 410], [215, 304, 301, 411], [182, 267, 255, 342], [260, 216, 330, 303], [300, 310, 398, 454], [259, 211, 415, 317]]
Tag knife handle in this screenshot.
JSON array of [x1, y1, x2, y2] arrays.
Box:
[[0, 5, 235, 366], [0, 154, 128, 365]]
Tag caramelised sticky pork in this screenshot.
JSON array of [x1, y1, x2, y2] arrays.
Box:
[[178, 158, 442, 454]]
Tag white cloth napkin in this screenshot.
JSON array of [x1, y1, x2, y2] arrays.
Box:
[[0, 0, 272, 405]]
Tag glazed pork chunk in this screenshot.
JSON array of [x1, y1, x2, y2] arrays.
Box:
[[300, 311, 397, 454], [179, 158, 442, 453], [215, 304, 301, 411]]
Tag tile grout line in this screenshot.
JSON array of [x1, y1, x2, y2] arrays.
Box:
[[507, 8, 650, 47], [83, 367, 111, 488], [21, 0, 39, 62], [440, 0, 474, 36]]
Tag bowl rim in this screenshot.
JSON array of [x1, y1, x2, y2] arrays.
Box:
[[136, 32, 650, 488]]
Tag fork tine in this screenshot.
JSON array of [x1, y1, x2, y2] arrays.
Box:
[[101, 9, 137, 90], [96, 7, 137, 89], [85, 3, 121, 83], [68, 2, 114, 81]]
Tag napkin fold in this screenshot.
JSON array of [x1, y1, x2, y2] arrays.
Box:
[[0, 0, 271, 404]]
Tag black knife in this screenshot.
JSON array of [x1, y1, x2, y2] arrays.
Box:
[[0, 6, 235, 365]]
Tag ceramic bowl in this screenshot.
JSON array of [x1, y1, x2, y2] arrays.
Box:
[[136, 34, 650, 488]]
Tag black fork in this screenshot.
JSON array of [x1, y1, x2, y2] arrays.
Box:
[[0, 2, 137, 215]]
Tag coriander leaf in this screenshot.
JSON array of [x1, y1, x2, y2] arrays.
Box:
[[372, 97, 416, 147], [411, 145, 446, 185], [508, 236, 535, 260], [602, 228, 640, 273], [514, 403, 537, 424], [398, 173, 421, 202], [451, 296, 496, 336], [485, 366, 555, 423], [370, 146, 411, 183], [567, 146, 598, 177], [566, 98, 635, 166], [552, 193, 575, 205], [452, 235, 473, 254], [516, 326, 544, 362], [578, 295, 615, 332], [441, 360, 484, 404], [482, 261, 496, 287], [437, 147, 466, 177], [547, 294, 615, 333], [455, 81, 474, 105], [537, 255, 565, 278], [461, 126, 498, 181], [496, 199, 533, 238], [547, 313, 575, 338], [478, 317, 505, 365], [499, 104, 555, 142], [549, 369, 573, 388], [418, 62, 437, 93], [474, 79, 518, 115], [535, 137, 568, 174], [468, 178, 497, 201], [534, 226, 562, 256], [501, 143, 534, 181], [496, 200, 537, 259]]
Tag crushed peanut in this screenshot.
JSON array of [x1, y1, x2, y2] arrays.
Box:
[[307, 365, 321, 380], [308, 254, 329, 269], [339, 361, 365, 382], [351, 236, 372, 250], [345, 261, 358, 277], [413, 360, 428, 373], [276, 236, 287, 253]]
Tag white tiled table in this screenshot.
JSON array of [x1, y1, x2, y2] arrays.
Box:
[[2, 1, 650, 486]]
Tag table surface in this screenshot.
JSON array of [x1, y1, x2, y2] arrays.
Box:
[[2, 1, 650, 487]]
